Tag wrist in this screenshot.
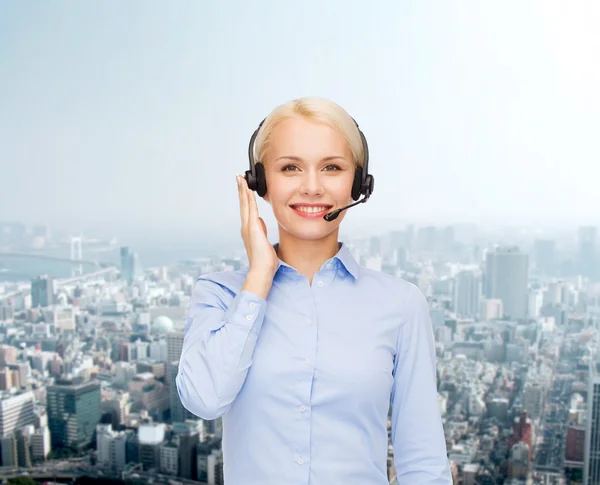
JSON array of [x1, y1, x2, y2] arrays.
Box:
[[243, 270, 274, 299]]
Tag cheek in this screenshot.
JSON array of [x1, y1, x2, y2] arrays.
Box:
[[265, 175, 294, 203], [267, 179, 296, 203], [329, 177, 354, 201]]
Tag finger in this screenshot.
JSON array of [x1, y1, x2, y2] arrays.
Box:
[[238, 175, 249, 229], [247, 184, 260, 225], [236, 175, 244, 220]]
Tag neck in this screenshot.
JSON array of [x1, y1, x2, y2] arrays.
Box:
[[276, 228, 340, 284]]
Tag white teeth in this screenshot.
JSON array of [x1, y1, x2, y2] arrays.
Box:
[[294, 206, 329, 213]]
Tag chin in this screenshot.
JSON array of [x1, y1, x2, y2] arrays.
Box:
[[281, 227, 338, 242], [276, 213, 345, 241]]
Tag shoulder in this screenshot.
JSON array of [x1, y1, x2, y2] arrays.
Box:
[[192, 269, 249, 302], [358, 268, 429, 320], [358, 267, 424, 304]]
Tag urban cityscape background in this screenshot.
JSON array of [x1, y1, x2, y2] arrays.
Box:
[[2, 2, 599, 484], [0, 220, 599, 484]]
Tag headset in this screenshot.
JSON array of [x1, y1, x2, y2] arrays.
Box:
[[244, 117, 374, 220]]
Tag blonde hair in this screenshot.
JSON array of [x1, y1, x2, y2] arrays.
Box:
[[254, 97, 364, 167]]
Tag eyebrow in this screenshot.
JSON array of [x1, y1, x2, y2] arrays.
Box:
[[275, 155, 349, 163]]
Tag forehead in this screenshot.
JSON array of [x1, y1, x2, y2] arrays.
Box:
[[268, 117, 351, 158]]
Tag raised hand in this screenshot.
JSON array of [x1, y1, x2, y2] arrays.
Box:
[[237, 174, 278, 297]]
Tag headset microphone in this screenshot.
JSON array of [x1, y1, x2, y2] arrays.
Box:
[[323, 194, 370, 221]]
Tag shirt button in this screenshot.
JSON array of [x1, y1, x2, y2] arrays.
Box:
[[297, 458, 304, 465], [307, 318, 312, 325], [326, 263, 332, 270], [246, 315, 252, 321], [305, 358, 311, 366], [317, 281, 323, 287], [249, 302, 256, 308], [300, 405, 306, 412]]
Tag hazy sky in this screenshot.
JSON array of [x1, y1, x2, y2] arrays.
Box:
[[1, 1, 599, 243]]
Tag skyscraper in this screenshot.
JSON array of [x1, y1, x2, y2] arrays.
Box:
[[585, 360, 600, 484], [0, 391, 35, 438], [120, 246, 141, 286], [46, 378, 101, 451], [485, 247, 529, 320], [31, 275, 55, 308], [453, 270, 482, 318]]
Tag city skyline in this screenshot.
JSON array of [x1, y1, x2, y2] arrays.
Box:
[[2, 2, 600, 482]]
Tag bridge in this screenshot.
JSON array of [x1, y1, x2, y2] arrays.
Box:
[[57, 266, 119, 285], [0, 251, 111, 268], [0, 267, 119, 302]]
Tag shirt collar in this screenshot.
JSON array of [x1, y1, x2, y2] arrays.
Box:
[[272, 241, 360, 280]]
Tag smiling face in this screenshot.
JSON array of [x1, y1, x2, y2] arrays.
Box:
[[262, 116, 356, 242]]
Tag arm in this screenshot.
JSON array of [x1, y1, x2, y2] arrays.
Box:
[[175, 275, 267, 420], [391, 285, 453, 484]]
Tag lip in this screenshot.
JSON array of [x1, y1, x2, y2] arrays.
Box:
[[290, 204, 333, 219]]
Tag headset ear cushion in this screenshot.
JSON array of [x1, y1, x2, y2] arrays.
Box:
[[365, 173, 374, 196], [244, 169, 256, 191], [351, 168, 362, 201], [255, 162, 267, 197]]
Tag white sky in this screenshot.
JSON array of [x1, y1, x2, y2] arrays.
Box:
[[1, 1, 599, 242]]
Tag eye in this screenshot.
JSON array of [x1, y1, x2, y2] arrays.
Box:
[[281, 164, 299, 172], [324, 164, 342, 171]]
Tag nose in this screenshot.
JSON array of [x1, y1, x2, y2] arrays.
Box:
[[299, 170, 324, 196]]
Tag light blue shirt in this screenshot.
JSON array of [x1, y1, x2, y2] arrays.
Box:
[[176, 242, 452, 485]]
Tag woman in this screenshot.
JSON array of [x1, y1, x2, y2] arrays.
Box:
[[176, 97, 452, 484]]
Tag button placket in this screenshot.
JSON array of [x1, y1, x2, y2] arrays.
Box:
[[294, 278, 316, 472]]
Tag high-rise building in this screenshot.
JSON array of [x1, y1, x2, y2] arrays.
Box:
[[585, 360, 600, 484], [120, 246, 141, 286], [207, 449, 224, 485], [0, 345, 17, 366], [168, 331, 197, 422], [485, 247, 529, 320], [197, 437, 222, 483], [138, 421, 166, 471], [30, 426, 51, 461], [46, 378, 101, 451], [0, 434, 17, 466], [31, 275, 55, 308], [178, 428, 200, 479], [0, 391, 35, 438], [566, 425, 585, 465], [96, 423, 129, 475], [453, 270, 482, 318]]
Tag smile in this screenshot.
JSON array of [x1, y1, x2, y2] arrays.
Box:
[[290, 204, 333, 218]]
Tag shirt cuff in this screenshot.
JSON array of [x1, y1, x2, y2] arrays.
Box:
[[224, 290, 267, 336]]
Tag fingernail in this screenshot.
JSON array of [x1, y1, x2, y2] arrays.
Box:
[[236, 174, 241, 185]]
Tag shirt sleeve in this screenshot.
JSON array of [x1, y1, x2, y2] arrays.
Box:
[[390, 284, 453, 484], [176, 276, 267, 420]]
